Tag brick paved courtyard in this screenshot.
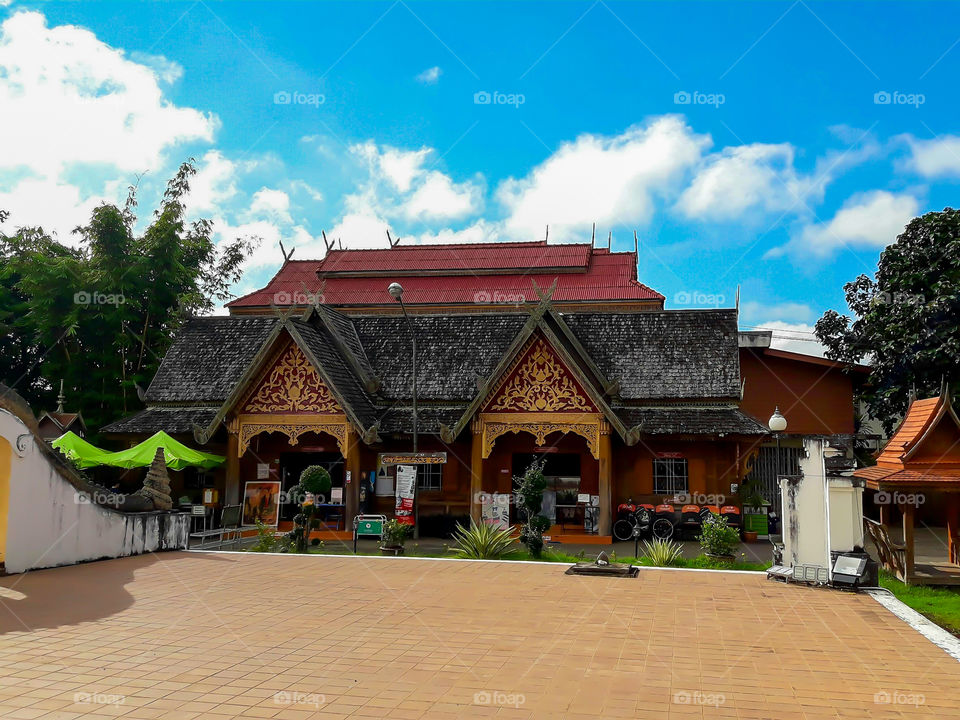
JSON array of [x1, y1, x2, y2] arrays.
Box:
[[0, 552, 958, 718]]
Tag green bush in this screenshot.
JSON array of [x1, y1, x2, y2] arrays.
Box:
[[699, 514, 740, 557], [451, 519, 516, 559], [641, 537, 684, 567], [299, 465, 332, 498], [381, 519, 410, 547], [514, 459, 549, 558], [249, 519, 289, 553]]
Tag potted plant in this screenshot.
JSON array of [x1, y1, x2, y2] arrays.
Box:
[[380, 519, 410, 556], [698, 513, 740, 561]]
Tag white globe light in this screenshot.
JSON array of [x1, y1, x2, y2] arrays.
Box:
[[768, 407, 787, 432], [387, 282, 404, 300]]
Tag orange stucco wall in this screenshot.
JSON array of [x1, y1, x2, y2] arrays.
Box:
[[739, 349, 856, 436]]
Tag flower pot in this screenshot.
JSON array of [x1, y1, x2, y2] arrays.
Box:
[[380, 545, 404, 556], [743, 531, 758, 543]]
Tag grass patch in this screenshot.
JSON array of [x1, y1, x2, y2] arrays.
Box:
[[879, 570, 960, 635]]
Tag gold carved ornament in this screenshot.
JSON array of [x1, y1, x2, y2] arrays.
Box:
[[238, 421, 348, 456], [243, 344, 341, 414], [482, 421, 601, 459], [488, 340, 594, 412]]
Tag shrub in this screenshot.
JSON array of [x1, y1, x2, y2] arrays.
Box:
[[381, 519, 410, 547], [288, 465, 332, 553], [451, 519, 516, 559], [699, 514, 740, 557], [250, 519, 288, 553], [514, 459, 550, 558], [641, 537, 684, 567]]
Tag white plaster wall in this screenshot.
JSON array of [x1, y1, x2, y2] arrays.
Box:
[[828, 481, 864, 552], [1, 409, 188, 575]]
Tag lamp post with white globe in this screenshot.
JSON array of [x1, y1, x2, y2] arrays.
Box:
[[388, 281, 419, 538], [768, 407, 788, 523]]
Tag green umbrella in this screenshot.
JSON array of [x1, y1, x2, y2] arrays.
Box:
[[52, 430, 224, 470]]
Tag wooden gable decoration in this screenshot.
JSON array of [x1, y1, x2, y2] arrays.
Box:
[[241, 342, 342, 415], [483, 336, 596, 413]]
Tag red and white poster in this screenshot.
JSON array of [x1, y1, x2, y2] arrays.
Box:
[[394, 464, 417, 525]]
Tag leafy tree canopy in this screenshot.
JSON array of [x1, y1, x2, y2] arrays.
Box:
[[815, 208, 960, 433], [0, 160, 256, 436]]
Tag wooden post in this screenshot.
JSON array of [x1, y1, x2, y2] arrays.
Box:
[[902, 502, 915, 581], [225, 431, 240, 506], [878, 499, 889, 528], [948, 494, 960, 565], [470, 426, 483, 523], [598, 432, 612, 537], [344, 427, 361, 533]]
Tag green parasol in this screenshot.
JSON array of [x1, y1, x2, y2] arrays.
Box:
[[52, 430, 225, 470]]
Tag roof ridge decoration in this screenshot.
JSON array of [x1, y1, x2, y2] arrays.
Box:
[[439, 281, 631, 444], [299, 289, 381, 394]]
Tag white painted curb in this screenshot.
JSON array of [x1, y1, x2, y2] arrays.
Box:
[[865, 589, 960, 663], [185, 549, 763, 574]]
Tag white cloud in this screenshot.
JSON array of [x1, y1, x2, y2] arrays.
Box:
[[290, 179, 323, 203], [416, 66, 442, 85], [677, 143, 823, 221], [185, 150, 238, 218], [901, 134, 960, 178], [0, 10, 216, 239], [497, 116, 709, 242], [404, 171, 482, 220], [249, 187, 292, 223], [771, 190, 919, 258], [353, 141, 430, 193], [755, 321, 827, 357], [740, 300, 814, 325], [0, 11, 215, 178]]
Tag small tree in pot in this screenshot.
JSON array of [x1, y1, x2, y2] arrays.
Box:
[[288, 465, 332, 553], [514, 459, 551, 559], [380, 519, 410, 555]]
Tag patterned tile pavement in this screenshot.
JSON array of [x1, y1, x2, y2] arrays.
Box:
[[0, 552, 958, 718]]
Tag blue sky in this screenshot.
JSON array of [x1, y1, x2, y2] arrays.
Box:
[[1, 1, 958, 353]]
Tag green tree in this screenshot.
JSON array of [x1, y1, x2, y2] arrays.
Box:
[[815, 208, 960, 433], [514, 459, 551, 558], [0, 160, 255, 435]]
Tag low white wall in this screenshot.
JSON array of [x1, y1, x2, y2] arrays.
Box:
[[1, 409, 188, 575]]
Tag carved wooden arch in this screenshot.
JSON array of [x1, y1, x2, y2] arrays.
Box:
[[235, 414, 349, 457], [475, 412, 608, 460]]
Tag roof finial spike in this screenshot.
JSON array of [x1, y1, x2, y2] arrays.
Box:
[[279, 239, 295, 262], [941, 375, 951, 403], [544, 224, 549, 243], [633, 230, 639, 255], [735, 285, 740, 311], [322, 230, 335, 254], [607, 230, 612, 249], [591, 222, 596, 246], [56, 379, 65, 414], [386, 229, 400, 248]]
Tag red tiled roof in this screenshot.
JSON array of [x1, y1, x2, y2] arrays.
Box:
[[317, 241, 592, 274], [228, 242, 663, 308]]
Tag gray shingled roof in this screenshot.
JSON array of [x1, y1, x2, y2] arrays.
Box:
[[563, 310, 741, 401], [289, 320, 378, 427], [145, 316, 278, 403], [352, 314, 529, 402], [107, 308, 748, 437], [100, 406, 219, 434], [615, 407, 767, 435]]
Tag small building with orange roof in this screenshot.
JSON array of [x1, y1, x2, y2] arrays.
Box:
[[856, 382, 960, 584]]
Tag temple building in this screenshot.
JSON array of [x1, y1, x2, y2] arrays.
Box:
[[102, 240, 860, 541]]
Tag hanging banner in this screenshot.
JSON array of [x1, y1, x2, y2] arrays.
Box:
[[481, 493, 510, 530], [395, 464, 417, 525]]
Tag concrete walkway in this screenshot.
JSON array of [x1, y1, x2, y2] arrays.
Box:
[[1, 551, 958, 718]]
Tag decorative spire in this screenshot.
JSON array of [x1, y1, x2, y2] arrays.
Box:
[[134, 448, 173, 511], [56, 379, 65, 414]]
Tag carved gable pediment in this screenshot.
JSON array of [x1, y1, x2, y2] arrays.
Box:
[[484, 336, 596, 413], [241, 342, 342, 414]]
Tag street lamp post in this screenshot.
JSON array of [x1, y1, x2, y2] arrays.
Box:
[[388, 282, 419, 538], [768, 406, 788, 529]]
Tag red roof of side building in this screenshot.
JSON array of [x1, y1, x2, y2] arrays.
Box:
[[227, 242, 663, 309]]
